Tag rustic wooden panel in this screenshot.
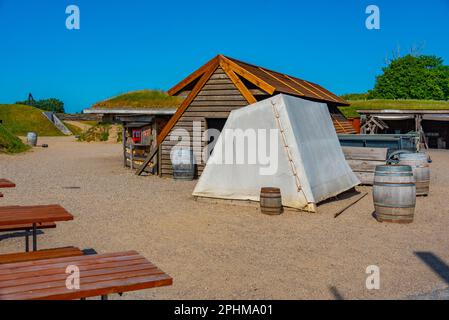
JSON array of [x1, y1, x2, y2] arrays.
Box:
[[201, 84, 237, 90], [354, 172, 375, 185], [342, 147, 388, 161], [197, 89, 243, 96], [346, 159, 385, 173]]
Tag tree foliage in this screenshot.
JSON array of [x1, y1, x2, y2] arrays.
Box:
[[368, 55, 449, 100], [16, 96, 65, 113]]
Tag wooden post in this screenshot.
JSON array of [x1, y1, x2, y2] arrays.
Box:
[[360, 115, 367, 134], [122, 124, 127, 167]]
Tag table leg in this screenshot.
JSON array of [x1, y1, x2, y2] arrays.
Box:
[[25, 230, 29, 252], [32, 223, 37, 251]]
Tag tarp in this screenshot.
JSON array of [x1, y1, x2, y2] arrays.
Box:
[[192, 94, 360, 212]]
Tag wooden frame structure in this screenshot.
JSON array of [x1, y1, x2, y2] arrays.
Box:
[[137, 54, 355, 177]]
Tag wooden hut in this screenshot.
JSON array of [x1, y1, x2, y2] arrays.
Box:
[[138, 55, 355, 177]]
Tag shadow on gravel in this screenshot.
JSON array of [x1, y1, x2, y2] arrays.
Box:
[[415, 252, 449, 284], [329, 286, 345, 300]]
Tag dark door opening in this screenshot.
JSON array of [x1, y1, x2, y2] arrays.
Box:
[[422, 120, 449, 149], [205, 118, 228, 158]]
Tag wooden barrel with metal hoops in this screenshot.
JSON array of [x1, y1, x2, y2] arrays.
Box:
[[398, 152, 430, 196], [260, 187, 283, 215], [373, 165, 416, 223]]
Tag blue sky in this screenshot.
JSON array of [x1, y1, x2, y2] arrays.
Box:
[[0, 0, 448, 113]]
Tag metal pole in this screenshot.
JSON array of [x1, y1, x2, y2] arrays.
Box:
[[32, 223, 37, 251], [25, 231, 29, 252]]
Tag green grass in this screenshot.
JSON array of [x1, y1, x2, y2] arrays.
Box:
[[62, 121, 83, 136], [0, 104, 64, 136], [92, 89, 182, 109], [0, 124, 30, 154], [339, 99, 449, 119]]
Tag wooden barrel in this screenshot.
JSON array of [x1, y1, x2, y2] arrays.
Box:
[[373, 165, 416, 223], [171, 148, 195, 180], [26, 132, 37, 146], [398, 152, 430, 196], [260, 187, 283, 215]]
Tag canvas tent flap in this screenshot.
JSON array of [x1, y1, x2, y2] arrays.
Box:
[[192, 94, 359, 211]]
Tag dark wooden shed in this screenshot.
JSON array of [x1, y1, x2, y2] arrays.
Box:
[[138, 54, 355, 178]]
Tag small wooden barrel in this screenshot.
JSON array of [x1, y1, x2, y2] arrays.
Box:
[[171, 148, 195, 180], [26, 132, 38, 146], [260, 187, 283, 215], [398, 152, 430, 196], [373, 165, 416, 223]]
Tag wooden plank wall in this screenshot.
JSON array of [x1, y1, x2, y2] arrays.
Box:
[[160, 67, 249, 177], [342, 146, 388, 185]]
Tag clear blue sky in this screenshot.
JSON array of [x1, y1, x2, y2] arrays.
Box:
[[0, 0, 448, 113]]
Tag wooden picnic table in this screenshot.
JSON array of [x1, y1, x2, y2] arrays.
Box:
[[0, 205, 73, 252], [0, 179, 15, 189], [0, 251, 173, 300]]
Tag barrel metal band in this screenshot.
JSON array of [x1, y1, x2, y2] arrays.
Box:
[[374, 202, 415, 209], [374, 182, 415, 187]]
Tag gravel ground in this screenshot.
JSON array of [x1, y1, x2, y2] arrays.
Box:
[[1, 136, 448, 300]]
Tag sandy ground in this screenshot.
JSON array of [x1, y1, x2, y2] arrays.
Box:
[[1, 136, 449, 300]]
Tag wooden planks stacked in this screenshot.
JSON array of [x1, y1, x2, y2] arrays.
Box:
[[342, 146, 388, 185], [0, 251, 173, 300]]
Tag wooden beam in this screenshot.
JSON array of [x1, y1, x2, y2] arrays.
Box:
[[219, 56, 276, 95], [157, 61, 219, 145], [257, 67, 305, 96], [135, 145, 159, 176], [220, 62, 257, 104], [167, 55, 220, 96]]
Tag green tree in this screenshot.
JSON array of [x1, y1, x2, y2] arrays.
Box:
[[368, 55, 449, 100], [35, 98, 65, 113]]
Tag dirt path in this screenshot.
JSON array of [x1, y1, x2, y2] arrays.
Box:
[[1, 138, 448, 300]]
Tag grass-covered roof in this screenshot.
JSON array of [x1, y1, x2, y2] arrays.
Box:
[[92, 90, 182, 109]]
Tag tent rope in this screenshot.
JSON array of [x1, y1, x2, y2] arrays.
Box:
[[270, 101, 303, 193]]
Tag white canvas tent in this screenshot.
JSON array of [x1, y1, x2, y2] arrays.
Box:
[[192, 94, 360, 212]]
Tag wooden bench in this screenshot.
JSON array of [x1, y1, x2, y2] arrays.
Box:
[[0, 246, 84, 265], [0, 222, 57, 232], [0, 251, 172, 300], [0, 221, 57, 252], [0, 204, 73, 252]]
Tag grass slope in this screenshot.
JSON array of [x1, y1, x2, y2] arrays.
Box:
[[0, 104, 63, 136], [339, 99, 449, 118], [0, 124, 30, 153], [92, 90, 182, 109]]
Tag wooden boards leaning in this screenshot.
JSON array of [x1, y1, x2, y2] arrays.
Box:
[[342, 146, 388, 185]]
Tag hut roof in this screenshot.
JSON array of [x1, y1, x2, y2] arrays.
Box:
[[158, 54, 350, 144], [168, 55, 348, 106]]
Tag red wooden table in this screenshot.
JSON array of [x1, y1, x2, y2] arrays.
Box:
[[0, 251, 173, 300], [0, 179, 15, 189], [0, 205, 73, 251]]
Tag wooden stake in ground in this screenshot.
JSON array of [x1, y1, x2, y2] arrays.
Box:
[[334, 193, 368, 218]]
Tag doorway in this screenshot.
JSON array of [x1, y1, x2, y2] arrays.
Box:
[[205, 118, 228, 159]]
